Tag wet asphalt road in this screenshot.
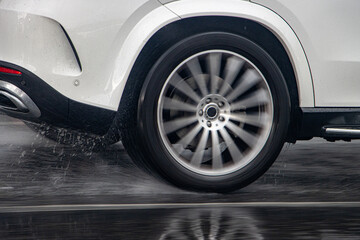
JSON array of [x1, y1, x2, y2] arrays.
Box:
[[1, 114, 360, 239]]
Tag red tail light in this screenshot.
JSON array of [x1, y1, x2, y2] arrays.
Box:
[[0, 66, 22, 75]]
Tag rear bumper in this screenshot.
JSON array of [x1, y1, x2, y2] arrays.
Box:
[[0, 61, 116, 135]]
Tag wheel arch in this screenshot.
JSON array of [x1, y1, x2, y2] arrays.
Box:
[[117, 4, 313, 141]]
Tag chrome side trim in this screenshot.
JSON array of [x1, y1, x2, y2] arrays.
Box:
[[324, 127, 360, 137], [0, 80, 41, 118]]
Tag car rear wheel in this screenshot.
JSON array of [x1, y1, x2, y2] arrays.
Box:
[[121, 32, 290, 192]]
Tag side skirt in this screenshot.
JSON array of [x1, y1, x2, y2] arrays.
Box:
[[298, 107, 360, 141]]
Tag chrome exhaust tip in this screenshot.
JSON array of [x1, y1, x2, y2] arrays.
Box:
[[0, 80, 41, 118]]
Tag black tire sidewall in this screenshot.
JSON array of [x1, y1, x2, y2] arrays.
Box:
[[137, 32, 290, 192]]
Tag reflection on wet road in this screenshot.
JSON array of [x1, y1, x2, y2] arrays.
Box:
[[1, 114, 360, 238], [2, 207, 360, 239]]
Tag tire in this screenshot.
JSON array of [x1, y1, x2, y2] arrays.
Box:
[[25, 121, 120, 151], [121, 32, 290, 192]]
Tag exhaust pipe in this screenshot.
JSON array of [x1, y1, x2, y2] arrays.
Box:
[[0, 80, 41, 118]]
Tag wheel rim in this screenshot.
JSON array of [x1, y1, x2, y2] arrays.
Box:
[[157, 50, 274, 176]]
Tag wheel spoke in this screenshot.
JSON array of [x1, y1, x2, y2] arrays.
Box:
[[219, 57, 245, 95], [228, 112, 270, 128], [211, 130, 223, 170], [207, 53, 222, 94], [163, 97, 197, 112], [219, 128, 243, 163], [169, 73, 201, 102], [186, 57, 208, 96], [230, 89, 270, 111], [176, 124, 202, 151], [191, 129, 210, 168], [226, 69, 261, 102], [163, 116, 197, 134], [226, 121, 258, 148]]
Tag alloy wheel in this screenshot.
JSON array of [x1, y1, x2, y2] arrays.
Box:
[[157, 50, 274, 176]]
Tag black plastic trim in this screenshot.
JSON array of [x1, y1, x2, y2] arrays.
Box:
[[299, 107, 360, 140], [0, 61, 115, 135], [60, 25, 82, 72]]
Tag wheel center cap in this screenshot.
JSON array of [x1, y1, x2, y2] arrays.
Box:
[[205, 105, 219, 120]]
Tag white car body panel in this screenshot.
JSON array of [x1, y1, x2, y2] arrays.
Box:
[[0, 11, 81, 77], [253, 0, 360, 107], [0, 0, 177, 111], [0, 0, 316, 110]]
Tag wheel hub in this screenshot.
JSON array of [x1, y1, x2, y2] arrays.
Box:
[[197, 94, 231, 130]]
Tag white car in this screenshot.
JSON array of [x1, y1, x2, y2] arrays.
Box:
[[0, 0, 359, 192]]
